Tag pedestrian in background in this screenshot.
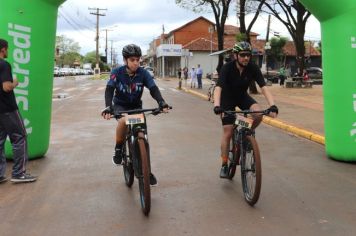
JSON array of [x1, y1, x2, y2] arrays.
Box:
[[177, 68, 182, 80], [183, 67, 188, 85], [0, 38, 37, 183], [190, 67, 197, 88], [303, 69, 309, 81], [279, 65, 286, 87], [196, 64, 203, 89]]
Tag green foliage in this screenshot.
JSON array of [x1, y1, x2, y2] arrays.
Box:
[[236, 33, 247, 42], [83, 51, 97, 64], [56, 35, 82, 66], [61, 52, 83, 66], [56, 35, 81, 54], [316, 41, 322, 53], [268, 36, 288, 63]]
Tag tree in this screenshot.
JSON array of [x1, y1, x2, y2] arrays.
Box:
[[236, 0, 266, 43], [262, 0, 312, 75], [269, 36, 288, 66], [83, 51, 97, 64], [235, 1, 266, 94], [62, 52, 83, 67], [56, 35, 81, 67], [83, 51, 109, 71], [176, 0, 233, 72]]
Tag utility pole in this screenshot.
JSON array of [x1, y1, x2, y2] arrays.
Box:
[[89, 7, 107, 74], [109, 40, 115, 68], [102, 29, 113, 63], [264, 15, 271, 80]]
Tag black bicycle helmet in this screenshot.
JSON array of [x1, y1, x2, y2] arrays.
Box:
[[232, 41, 252, 53], [122, 44, 142, 58]]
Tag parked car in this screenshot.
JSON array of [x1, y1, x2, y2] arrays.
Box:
[[144, 66, 155, 78], [306, 67, 322, 84], [54, 67, 60, 77]]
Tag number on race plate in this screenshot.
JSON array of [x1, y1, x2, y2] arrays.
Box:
[[235, 115, 253, 129], [125, 114, 145, 125]]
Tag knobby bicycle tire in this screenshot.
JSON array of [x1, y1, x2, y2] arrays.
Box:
[[228, 131, 240, 179], [240, 135, 261, 206], [123, 140, 134, 187], [136, 132, 151, 215]]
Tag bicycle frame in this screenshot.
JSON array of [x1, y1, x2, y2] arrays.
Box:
[[112, 107, 171, 215], [225, 109, 269, 206]]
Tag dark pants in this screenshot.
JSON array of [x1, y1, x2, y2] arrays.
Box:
[[279, 75, 286, 86], [197, 74, 202, 88], [0, 110, 28, 178]]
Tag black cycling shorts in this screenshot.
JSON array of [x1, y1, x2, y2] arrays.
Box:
[[221, 94, 257, 126]]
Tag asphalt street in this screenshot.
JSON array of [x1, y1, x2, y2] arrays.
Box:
[[0, 76, 355, 236]]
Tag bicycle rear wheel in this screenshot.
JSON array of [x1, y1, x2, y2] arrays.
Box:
[[240, 135, 261, 206], [122, 140, 134, 187], [228, 131, 240, 179], [136, 132, 151, 215]]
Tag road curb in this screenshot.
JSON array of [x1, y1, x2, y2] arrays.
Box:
[[181, 87, 208, 100], [182, 87, 325, 146]]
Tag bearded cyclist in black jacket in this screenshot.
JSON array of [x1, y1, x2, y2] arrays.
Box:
[[101, 44, 169, 186], [213, 41, 278, 178]]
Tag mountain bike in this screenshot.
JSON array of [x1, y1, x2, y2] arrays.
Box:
[[224, 109, 270, 206], [113, 107, 171, 215], [207, 80, 216, 103]]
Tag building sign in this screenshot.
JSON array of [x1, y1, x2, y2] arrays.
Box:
[[156, 44, 182, 57]]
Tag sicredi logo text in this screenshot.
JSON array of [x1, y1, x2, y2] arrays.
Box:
[[8, 23, 32, 134]]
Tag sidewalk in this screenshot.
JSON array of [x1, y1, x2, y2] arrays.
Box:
[[179, 78, 325, 145]]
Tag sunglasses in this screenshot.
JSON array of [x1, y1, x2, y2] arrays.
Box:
[[238, 53, 252, 58]]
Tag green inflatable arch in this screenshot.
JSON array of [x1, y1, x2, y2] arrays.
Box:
[[299, 0, 356, 161], [0, 0, 66, 159]]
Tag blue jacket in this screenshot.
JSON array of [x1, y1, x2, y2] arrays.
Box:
[[107, 66, 156, 106]]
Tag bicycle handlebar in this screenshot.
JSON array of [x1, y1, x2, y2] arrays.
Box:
[[224, 109, 270, 116], [107, 106, 172, 119]]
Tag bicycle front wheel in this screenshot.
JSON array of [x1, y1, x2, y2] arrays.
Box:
[[240, 135, 261, 206], [228, 131, 240, 180], [122, 140, 134, 187], [136, 133, 151, 215]]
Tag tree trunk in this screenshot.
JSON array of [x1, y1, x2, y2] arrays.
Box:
[[215, 25, 225, 73]]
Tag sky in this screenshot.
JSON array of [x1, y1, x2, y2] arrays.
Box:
[[57, 0, 321, 64]]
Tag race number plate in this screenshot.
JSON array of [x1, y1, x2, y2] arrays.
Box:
[[125, 114, 145, 125], [235, 115, 253, 129]]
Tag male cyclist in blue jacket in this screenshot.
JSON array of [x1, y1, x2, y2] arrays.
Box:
[[102, 44, 169, 185]]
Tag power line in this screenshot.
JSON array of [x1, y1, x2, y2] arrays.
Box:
[[60, 9, 95, 33], [58, 12, 94, 39]]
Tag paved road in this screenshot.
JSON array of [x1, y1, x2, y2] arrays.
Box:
[[0, 77, 355, 236]]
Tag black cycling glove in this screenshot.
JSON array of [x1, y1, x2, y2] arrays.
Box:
[[159, 101, 169, 110], [268, 105, 279, 114], [213, 106, 223, 115], [101, 106, 113, 115]]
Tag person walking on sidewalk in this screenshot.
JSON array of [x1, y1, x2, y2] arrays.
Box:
[[213, 41, 278, 178], [279, 65, 286, 87], [183, 67, 188, 86], [190, 67, 197, 88], [196, 64, 203, 89], [0, 39, 37, 184], [177, 68, 182, 80]]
